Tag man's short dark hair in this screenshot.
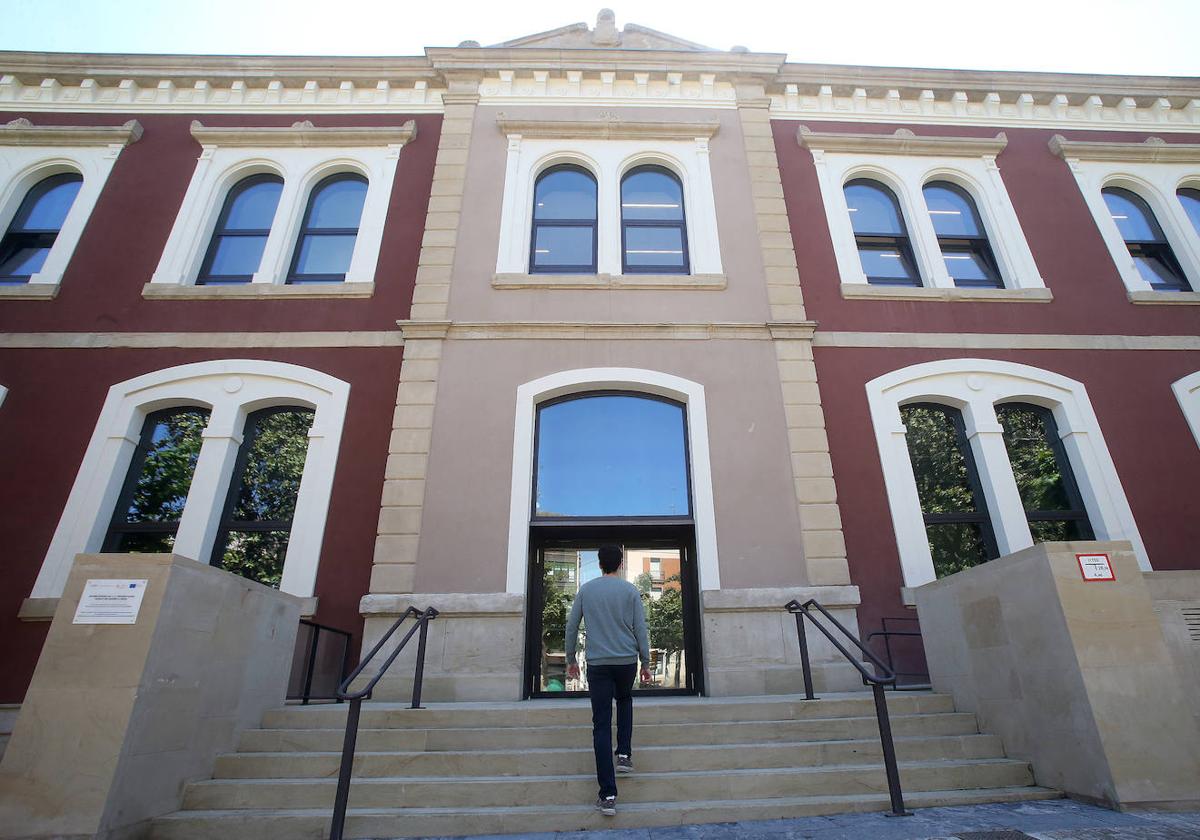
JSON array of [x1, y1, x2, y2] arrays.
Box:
[[598, 544, 623, 574]]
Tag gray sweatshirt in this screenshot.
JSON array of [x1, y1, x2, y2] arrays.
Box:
[[564, 574, 651, 666]]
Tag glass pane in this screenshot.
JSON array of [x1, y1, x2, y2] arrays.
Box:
[[1029, 519, 1088, 543], [1133, 254, 1186, 290], [0, 245, 50, 278], [624, 226, 686, 269], [112, 531, 177, 553], [901, 405, 981, 514], [923, 183, 983, 237], [535, 395, 690, 517], [927, 522, 992, 578], [534, 168, 597, 220], [232, 409, 315, 523], [292, 234, 357, 278], [532, 225, 594, 269], [1180, 188, 1200, 235], [223, 178, 283, 231], [306, 177, 367, 230], [121, 409, 209, 524], [15, 175, 82, 231], [857, 244, 918, 283], [205, 234, 268, 278], [996, 406, 1072, 512], [942, 247, 998, 285], [216, 530, 289, 588], [621, 169, 684, 221], [626, 548, 686, 689], [845, 181, 905, 235], [1103, 188, 1164, 242]]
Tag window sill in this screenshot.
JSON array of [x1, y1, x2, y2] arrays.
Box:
[[1128, 290, 1200, 305], [142, 282, 375, 300], [841, 284, 1053, 303], [493, 273, 726, 291], [0, 283, 59, 300]]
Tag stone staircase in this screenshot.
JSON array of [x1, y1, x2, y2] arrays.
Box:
[[152, 692, 1059, 839]]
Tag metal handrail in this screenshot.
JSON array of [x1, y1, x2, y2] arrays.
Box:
[[866, 616, 931, 690], [328, 605, 439, 840], [785, 598, 911, 817]]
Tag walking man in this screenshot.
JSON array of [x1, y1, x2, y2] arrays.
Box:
[[565, 544, 652, 817]]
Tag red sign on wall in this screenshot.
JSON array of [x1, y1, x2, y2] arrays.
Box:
[[1077, 553, 1116, 582]]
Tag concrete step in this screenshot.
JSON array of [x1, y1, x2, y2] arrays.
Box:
[[239, 710, 981, 752], [214, 734, 1006, 778], [261, 692, 956, 730], [153, 785, 1064, 839], [181, 758, 1035, 810]]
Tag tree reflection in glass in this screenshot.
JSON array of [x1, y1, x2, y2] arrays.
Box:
[[997, 404, 1093, 542]]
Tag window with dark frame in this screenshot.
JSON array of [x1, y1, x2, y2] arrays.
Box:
[[996, 403, 1095, 543], [102, 407, 210, 553], [210, 406, 315, 588], [621, 165, 689, 274], [529, 165, 598, 274], [922, 181, 1002, 288], [1101, 186, 1191, 291], [843, 179, 921, 286], [1179, 187, 1200, 237], [287, 173, 368, 284], [900, 403, 999, 578], [197, 173, 284, 284], [0, 173, 83, 284]]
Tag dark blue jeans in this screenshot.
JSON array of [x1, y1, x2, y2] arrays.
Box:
[[586, 662, 636, 798]]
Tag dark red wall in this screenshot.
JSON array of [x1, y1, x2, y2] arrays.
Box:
[[0, 346, 401, 702], [0, 111, 442, 333]]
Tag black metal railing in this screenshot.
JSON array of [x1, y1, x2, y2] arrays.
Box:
[[288, 620, 352, 704], [785, 598, 911, 817], [329, 605, 439, 840], [866, 616, 930, 690]]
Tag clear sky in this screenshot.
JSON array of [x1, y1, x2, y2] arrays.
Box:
[[2, 0, 1198, 77]]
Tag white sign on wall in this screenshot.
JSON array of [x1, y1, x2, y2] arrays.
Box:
[[1077, 553, 1116, 582], [73, 579, 149, 624]]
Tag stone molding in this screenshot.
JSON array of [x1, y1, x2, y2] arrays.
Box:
[[1049, 134, 1200, 163], [1128, 290, 1200, 305], [840, 284, 1053, 303], [142, 281, 376, 299], [496, 115, 720, 140], [491, 272, 727, 290], [814, 331, 1200, 351], [360, 592, 524, 617], [0, 284, 58, 299], [798, 125, 1007, 157], [0, 116, 142, 146], [190, 119, 416, 148], [0, 330, 403, 348], [700, 585, 860, 612]]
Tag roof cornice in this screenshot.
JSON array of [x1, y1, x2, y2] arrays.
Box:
[[1049, 134, 1200, 163], [425, 46, 785, 78]]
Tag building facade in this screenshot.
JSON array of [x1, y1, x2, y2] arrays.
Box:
[[2, 12, 1200, 712]]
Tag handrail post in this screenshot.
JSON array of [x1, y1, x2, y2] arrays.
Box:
[[872, 682, 911, 816], [329, 695, 363, 840], [793, 610, 816, 700], [410, 610, 431, 710]]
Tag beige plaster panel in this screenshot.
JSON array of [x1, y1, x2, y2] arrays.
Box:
[[413, 338, 807, 595], [1141, 570, 1200, 739], [0, 553, 299, 840], [449, 104, 773, 325], [915, 541, 1200, 809]]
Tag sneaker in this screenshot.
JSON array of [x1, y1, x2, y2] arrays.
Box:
[[596, 795, 616, 816], [616, 754, 634, 774]]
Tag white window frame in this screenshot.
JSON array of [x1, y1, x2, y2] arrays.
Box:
[[799, 127, 1046, 297], [866, 358, 1148, 588], [1173, 371, 1200, 449], [31, 360, 349, 600], [147, 121, 415, 292], [1049, 136, 1200, 302], [493, 118, 723, 280], [0, 119, 142, 297], [505, 367, 720, 594]]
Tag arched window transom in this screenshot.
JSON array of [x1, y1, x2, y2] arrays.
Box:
[[923, 181, 1001, 288], [621, 166, 689, 275], [0, 173, 83, 284], [198, 174, 283, 284], [1101, 187, 1190, 291], [530, 165, 597, 274], [844, 179, 920, 286], [288, 173, 368, 284]]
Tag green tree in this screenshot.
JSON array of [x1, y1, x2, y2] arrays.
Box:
[[644, 575, 685, 686]]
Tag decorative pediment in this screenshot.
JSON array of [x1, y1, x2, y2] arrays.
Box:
[[491, 9, 713, 52]]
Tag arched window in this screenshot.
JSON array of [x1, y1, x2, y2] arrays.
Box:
[[1101, 187, 1190, 291], [102, 407, 210, 553], [0, 173, 83, 283], [996, 403, 1095, 542], [287, 173, 368, 283], [621, 166, 689, 274], [923, 181, 1001, 288], [530, 165, 597, 274], [198, 174, 283, 284], [1179, 187, 1200, 237], [900, 403, 998, 578], [843, 179, 920, 286], [211, 407, 315, 588]]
